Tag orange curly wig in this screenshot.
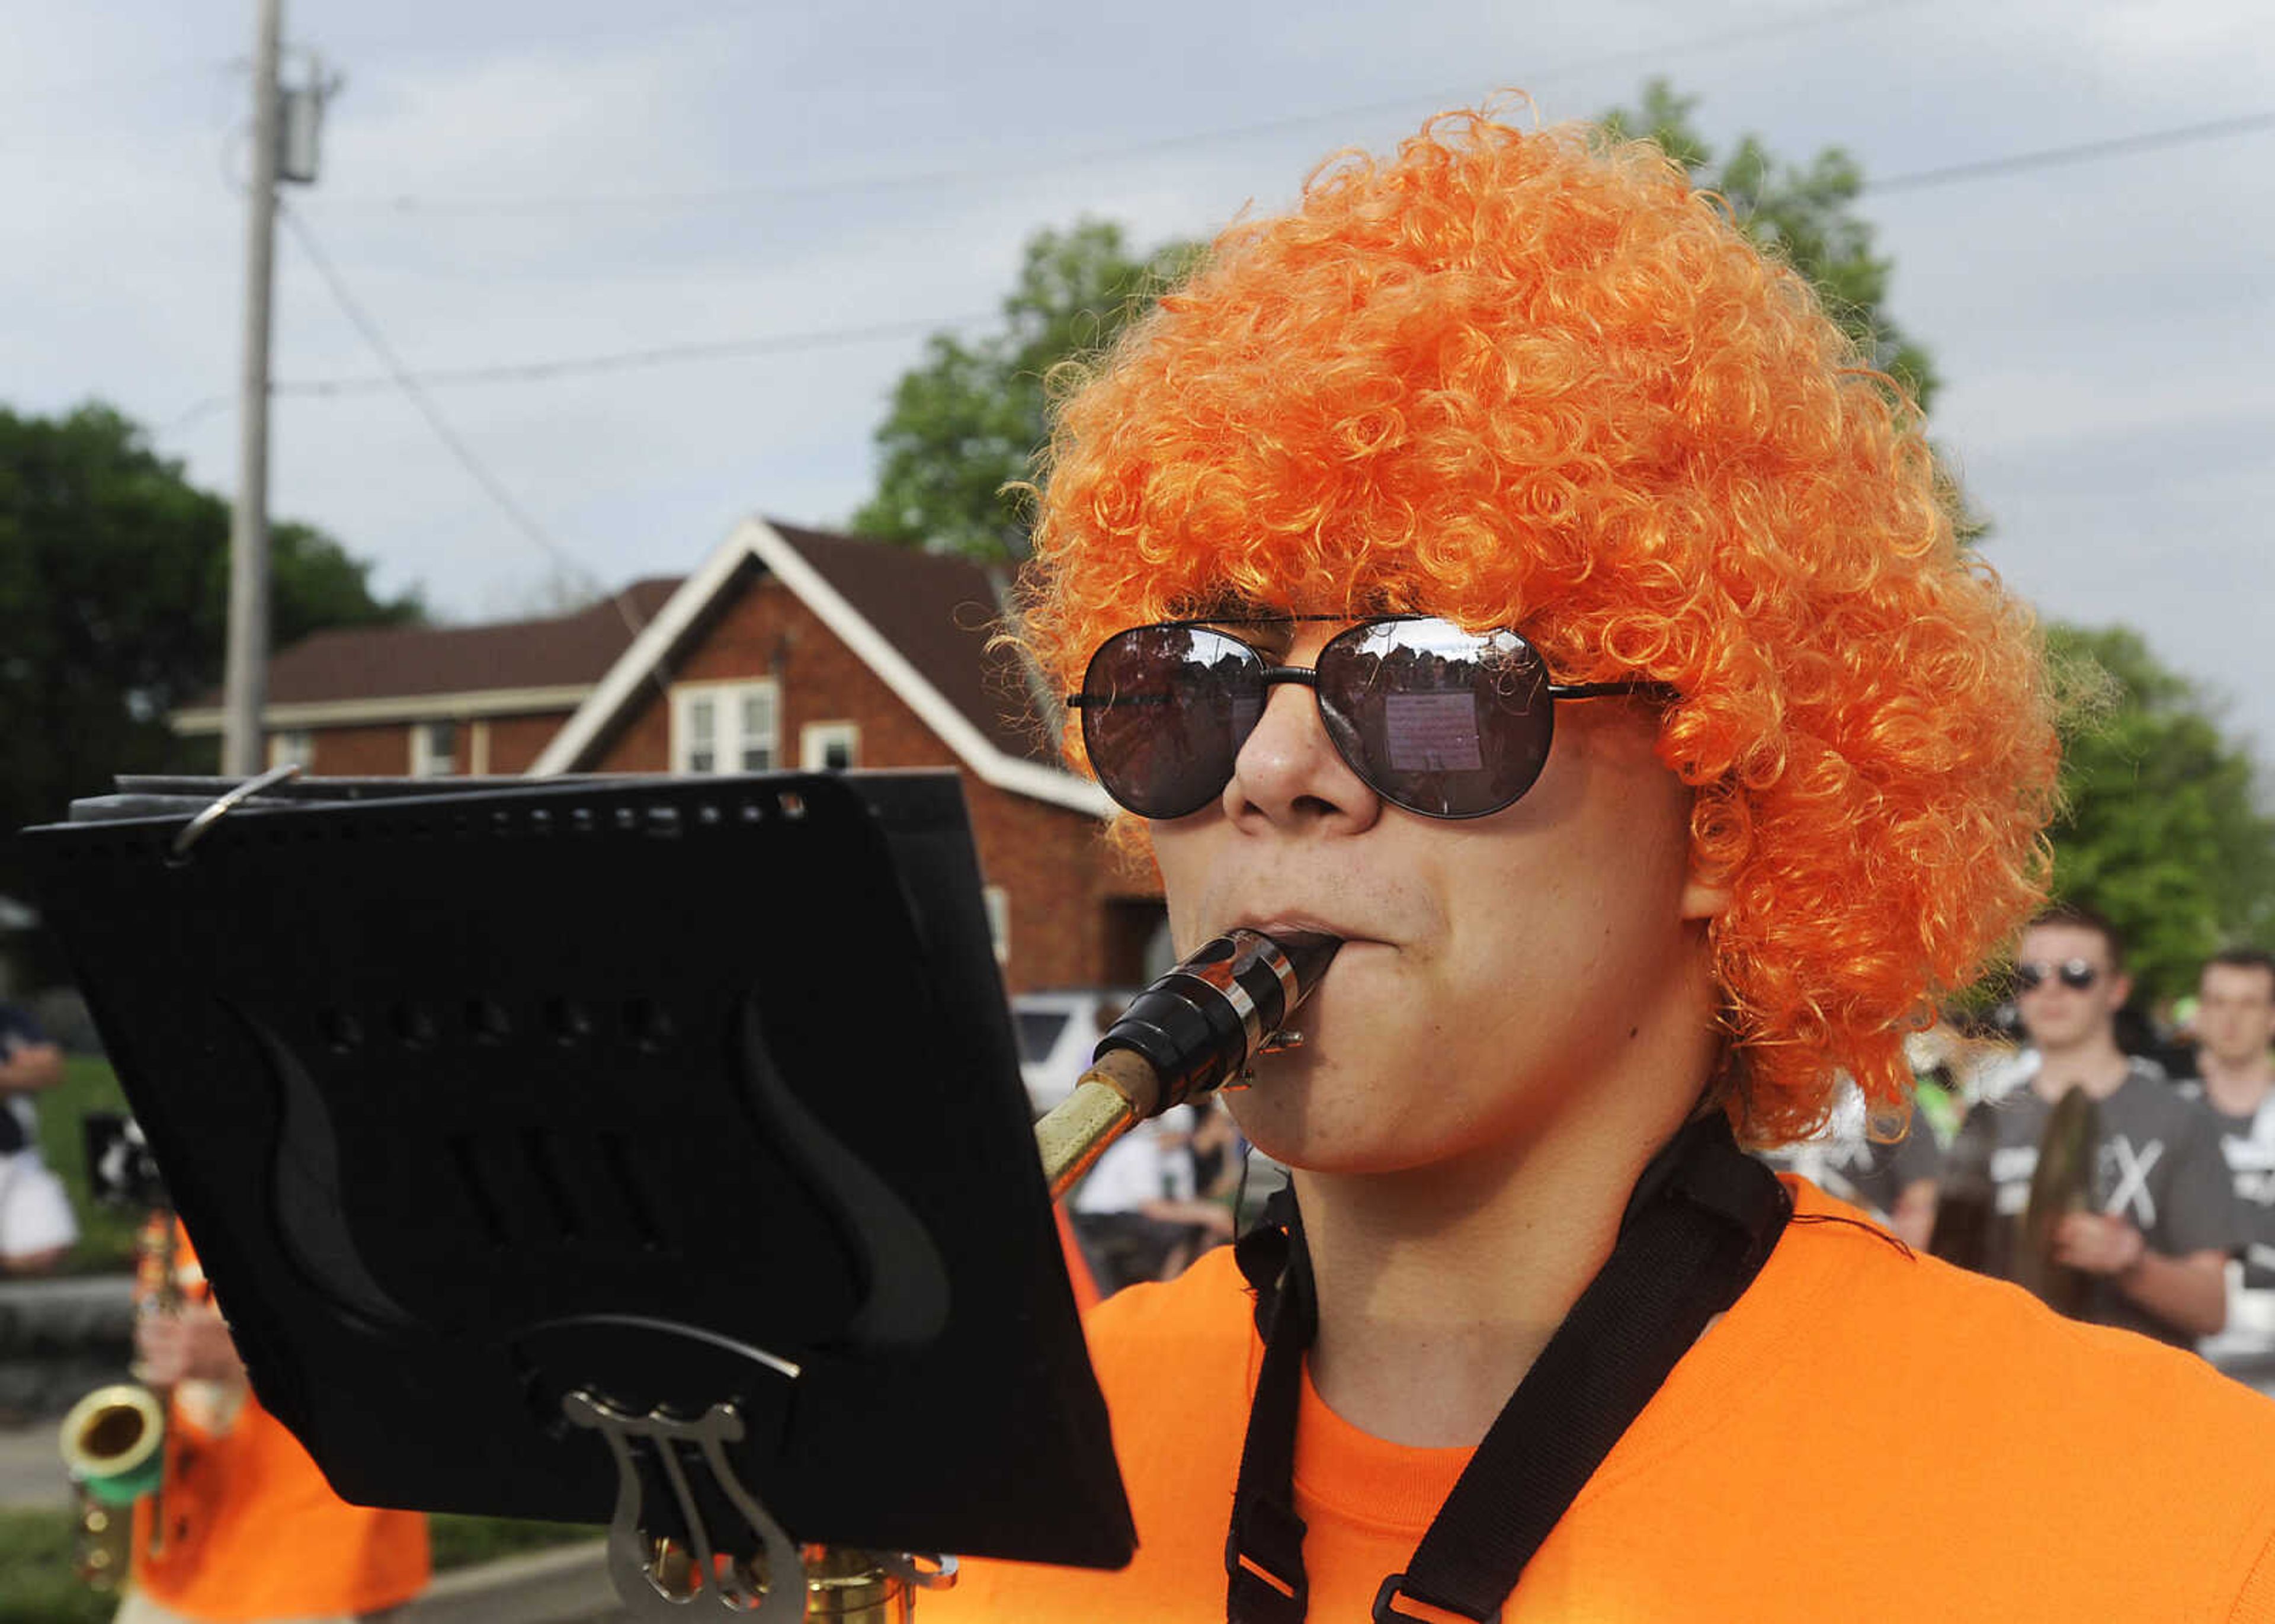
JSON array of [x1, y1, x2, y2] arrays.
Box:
[[1017, 107, 2060, 1142]]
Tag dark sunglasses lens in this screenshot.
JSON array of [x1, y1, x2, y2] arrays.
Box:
[[1078, 626, 1263, 818], [2014, 963, 2045, 991], [2060, 960, 2098, 990], [2016, 961, 2099, 992], [1313, 622, 1553, 818]]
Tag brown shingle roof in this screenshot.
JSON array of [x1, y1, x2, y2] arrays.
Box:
[[191, 579, 684, 709], [767, 521, 1056, 766]]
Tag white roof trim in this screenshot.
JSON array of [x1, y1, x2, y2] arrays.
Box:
[[172, 684, 596, 735], [533, 517, 1113, 820], [529, 522, 761, 776]]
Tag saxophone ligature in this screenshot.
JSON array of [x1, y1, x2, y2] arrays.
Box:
[[1035, 927, 1341, 1197]]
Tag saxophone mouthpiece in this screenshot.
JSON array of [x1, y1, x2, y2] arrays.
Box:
[[1035, 928, 1343, 1200], [1095, 927, 1343, 1115]]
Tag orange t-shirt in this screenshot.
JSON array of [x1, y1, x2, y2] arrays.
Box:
[[934, 1178, 2275, 1621], [1056, 1202, 1103, 1317], [130, 1229, 430, 1623]]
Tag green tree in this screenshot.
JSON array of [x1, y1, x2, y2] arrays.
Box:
[[1602, 79, 1940, 413], [0, 402, 422, 956], [855, 220, 1199, 563], [2043, 622, 2275, 1002]]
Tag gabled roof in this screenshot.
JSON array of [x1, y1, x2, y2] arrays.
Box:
[[173, 579, 684, 732], [533, 517, 1111, 818]]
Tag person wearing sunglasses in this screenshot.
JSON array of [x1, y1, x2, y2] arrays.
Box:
[[1956, 903, 2235, 1350], [930, 105, 2275, 1622]]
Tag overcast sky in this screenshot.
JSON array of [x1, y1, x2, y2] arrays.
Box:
[[6, 1, 2271, 751]]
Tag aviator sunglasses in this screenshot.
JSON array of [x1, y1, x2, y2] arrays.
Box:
[[1068, 615, 1675, 821], [2013, 959, 2102, 993]]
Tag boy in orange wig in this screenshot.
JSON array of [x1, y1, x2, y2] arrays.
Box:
[[931, 107, 2275, 1621]]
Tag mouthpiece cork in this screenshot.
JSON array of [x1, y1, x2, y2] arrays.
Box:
[[1035, 928, 1341, 1199]]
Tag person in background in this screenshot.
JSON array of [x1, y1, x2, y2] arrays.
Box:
[[113, 1223, 429, 1624], [1959, 904, 2233, 1348], [1068, 1104, 1236, 1294], [1184, 1097, 1244, 1207], [2175, 947, 2275, 1375], [0, 998, 77, 1274], [1068, 1000, 1238, 1293], [1760, 1080, 1941, 1248]]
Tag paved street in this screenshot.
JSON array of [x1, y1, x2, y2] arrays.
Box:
[[0, 1416, 68, 1509]]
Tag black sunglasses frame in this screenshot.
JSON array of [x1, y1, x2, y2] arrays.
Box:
[[2013, 958, 2103, 993], [1066, 614, 1676, 821]]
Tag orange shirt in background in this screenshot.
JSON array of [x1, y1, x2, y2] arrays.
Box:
[[935, 1178, 2275, 1622], [130, 1227, 430, 1623], [1056, 1203, 1102, 1317]]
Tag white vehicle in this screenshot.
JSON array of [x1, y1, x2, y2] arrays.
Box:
[[1011, 988, 1140, 1117]]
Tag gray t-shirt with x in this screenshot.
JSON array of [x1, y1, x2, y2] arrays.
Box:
[[1975, 1059, 2237, 1347], [2174, 1079, 2275, 1290]]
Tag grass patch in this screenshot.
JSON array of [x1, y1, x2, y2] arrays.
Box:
[[28, 1056, 139, 1276], [0, 1505, 121, 1624], [0, 1504, 598, 1622]]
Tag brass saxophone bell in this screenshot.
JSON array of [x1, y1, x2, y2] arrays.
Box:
[[59, 1383, 168, 1591], [59, 1384, 166, 1507]]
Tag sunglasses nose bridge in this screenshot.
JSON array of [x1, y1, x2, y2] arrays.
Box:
[[1221, 663, 1378, 824]]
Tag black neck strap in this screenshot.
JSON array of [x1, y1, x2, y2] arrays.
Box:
[[1225, 1112, 1790, 1624]]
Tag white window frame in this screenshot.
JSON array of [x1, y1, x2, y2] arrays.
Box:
[[671, 680, 781, 775], [411, 719, 459, 777], [267, 729, 313, 770], [983, 885, 1011, 966], [800, 720, 861, 771]]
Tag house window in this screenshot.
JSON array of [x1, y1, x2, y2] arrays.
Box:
[[800, 721, 860, 771], [684, 696, 717, 773], [412, 720, 458, 777], [738, 687, 778, 771], [983, 885, 1011, 966], [672, 681, 780, 775], [267, 729, 313, 770]]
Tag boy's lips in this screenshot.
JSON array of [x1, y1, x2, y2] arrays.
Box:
[[1233, 916, 1373, 946]]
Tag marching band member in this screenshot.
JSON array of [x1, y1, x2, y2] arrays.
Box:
[[114, 1225, 428, 1624], [2180, 948, 2275, 1374], [934, 101, 2275, 1620], [1957, 905, 2233, 1348]]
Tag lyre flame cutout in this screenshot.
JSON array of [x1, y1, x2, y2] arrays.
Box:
[[562, 1391, 805, 1619]]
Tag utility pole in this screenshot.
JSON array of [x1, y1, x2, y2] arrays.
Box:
[[222, 0, 284, 777]]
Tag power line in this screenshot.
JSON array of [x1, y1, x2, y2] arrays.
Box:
[[1863, 110, 2275, 195], [156, 307, 997, 429], [218, 105, 2275, 408], [276, 200, 661, 653], [318, 0, 1925, 217], [277, 310, 995, 396]]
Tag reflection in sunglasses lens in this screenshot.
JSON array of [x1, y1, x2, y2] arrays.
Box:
[[1316, 623, 1552, 819], [1080, 626, 1267, 819], [1079, 618, 1569, 819]]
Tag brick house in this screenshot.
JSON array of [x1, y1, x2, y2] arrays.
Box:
[[173, 518, 1167, 994]]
